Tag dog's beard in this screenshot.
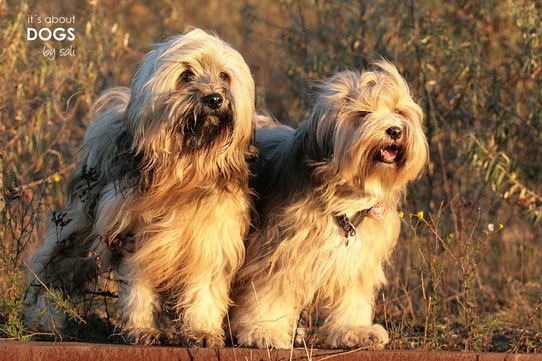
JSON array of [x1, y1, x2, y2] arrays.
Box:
[[157, 90, 236, 153], [179, 105, 234, 151]]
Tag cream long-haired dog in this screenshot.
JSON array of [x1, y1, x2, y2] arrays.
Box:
[[26, 28, 255, 346], [231, 61, 428, 349]]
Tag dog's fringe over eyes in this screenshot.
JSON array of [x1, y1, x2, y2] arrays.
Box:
[[25, 28, 256, 347], [231, 60, 428, 350]]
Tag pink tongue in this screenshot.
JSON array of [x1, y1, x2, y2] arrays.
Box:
[[381, 148, 397, 161], [372, 203, 385, 218]]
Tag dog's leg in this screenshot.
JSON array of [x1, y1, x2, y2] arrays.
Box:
[[176, 198, 248, 348], [25, 199, 91, 331], [320, 273, 389, 349], [232, 277, 300, 349], [91, 183, 164, 344], [118, 259, 163, 345], [180, 275, 231, 347]]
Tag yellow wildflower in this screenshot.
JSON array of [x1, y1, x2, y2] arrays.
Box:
[[449, 233, 454, 238], [53, 174, 61, 182], [398, 211, 404, 218], [416, 210, 424, 219], [499, 224, 504, 229]]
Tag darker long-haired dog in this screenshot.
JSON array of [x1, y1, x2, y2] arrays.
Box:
[[26, 28, 255, 346], [231, 61, 428, 349]]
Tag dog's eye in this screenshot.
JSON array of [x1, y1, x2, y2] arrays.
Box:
[[358, 111, 371, 118], [179, 70, 194, 82], [219, 72, 230, 82], [394, 108, 404, 116]]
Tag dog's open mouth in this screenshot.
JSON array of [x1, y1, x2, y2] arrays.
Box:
[[376, 144, 402, 164]]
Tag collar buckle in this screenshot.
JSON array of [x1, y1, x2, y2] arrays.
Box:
[[334, 208, 371, 247]]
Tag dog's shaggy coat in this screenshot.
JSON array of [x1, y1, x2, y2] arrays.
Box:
[[26, 28, 255, 346], [231, 61, 428, 349]]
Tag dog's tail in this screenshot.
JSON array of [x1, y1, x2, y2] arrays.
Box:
[[81, 87, 130, 165], [64, 87, 131, 205], [254, 111, 281, 130], [255, 111, 296, 133]]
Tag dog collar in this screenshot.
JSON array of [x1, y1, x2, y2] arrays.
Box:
[[334, 208, 371, 247]]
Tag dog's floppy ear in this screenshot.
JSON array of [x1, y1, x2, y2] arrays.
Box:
[[304, 107, 334, 162], [306, 70, 360, 163]]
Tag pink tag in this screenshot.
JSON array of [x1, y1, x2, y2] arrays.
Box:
[[372, 203, 385, 218]]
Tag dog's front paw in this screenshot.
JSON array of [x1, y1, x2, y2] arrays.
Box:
[[184, 329, 225, 348], [325, 324, 389, 349], [236, 326, 292, 349], [127, 327, 164, 345]]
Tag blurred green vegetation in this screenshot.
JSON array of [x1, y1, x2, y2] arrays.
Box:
[[0, 0, 540, 351]]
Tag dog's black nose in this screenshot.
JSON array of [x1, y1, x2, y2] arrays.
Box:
[[386, 126, 403, 140], [202, 93, 223, 110]]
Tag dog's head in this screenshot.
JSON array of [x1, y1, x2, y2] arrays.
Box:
[[308, 60, 428, 189], [124, 28, 255, 158]]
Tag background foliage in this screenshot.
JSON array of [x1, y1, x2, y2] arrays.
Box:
[[0, 0, 540, 352]]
